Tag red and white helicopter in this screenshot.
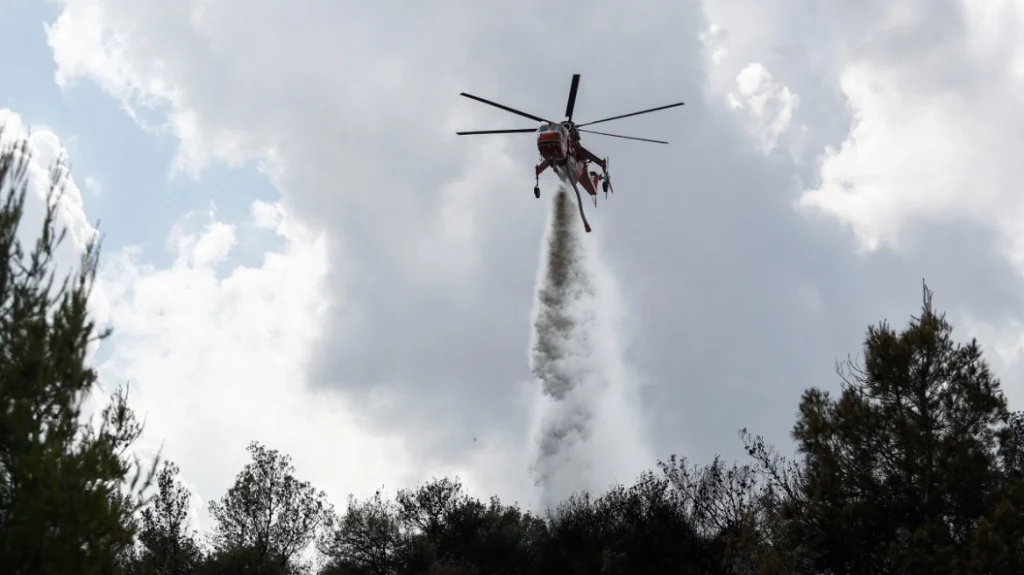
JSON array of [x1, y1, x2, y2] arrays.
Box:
[[456, 73, 684, 233]]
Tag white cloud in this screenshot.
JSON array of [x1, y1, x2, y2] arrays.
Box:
[[698, 0, 1024, 255], [696, 0, 1024, 402], [250, 199, 282, 231], [94, 197, 550, 522], [0, 109, 107, 334], [696, 8, 806, 158], [0, 109, 98, 264], [792, 2, 1024, 258], [94, 202, 433, 527], [43, 0, 529, 292], [726, 63, 802, 156], [84, 175, 101, 196], [796, 61, 997, 252], [697, 23, 729, 66]]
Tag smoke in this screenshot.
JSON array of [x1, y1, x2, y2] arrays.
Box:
[[527, 187, 652, 511]]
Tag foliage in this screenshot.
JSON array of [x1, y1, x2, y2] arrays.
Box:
[[206, 441, 334, 573], [319, 489, 403, 575], [737, 284, 1024, 574], [125, 461, 204, 574], [0, 129, 155, 574]]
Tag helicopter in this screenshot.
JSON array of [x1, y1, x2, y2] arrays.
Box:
[[456, 73, 684, 233]]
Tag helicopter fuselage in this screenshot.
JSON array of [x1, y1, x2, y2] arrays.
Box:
[[456, 73, 683, 234]]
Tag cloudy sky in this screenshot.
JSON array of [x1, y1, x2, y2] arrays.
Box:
[[6, 0, 1024, 526]]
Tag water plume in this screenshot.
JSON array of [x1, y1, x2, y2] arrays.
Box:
[[527, 187, 651, 511]]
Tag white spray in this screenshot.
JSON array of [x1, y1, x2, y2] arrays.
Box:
[[526, 187, 651, 512]]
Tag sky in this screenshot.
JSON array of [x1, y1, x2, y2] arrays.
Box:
[[6, 0, 1024, 529]]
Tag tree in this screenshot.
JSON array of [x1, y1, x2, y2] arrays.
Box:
[[206, 441, 333, 573], [315, 476, 546, 575], [590, 471, 707, 573], [391, 477, 537, 574], [319, 489, 403, 575], [954, 409, 1024, 573], [392, 476, 470, 572], [534, 468, 738, 575], [750, 283, 1016, 574], [0, 128, 155, 573], [657, 454, 776, 574], [536, 492, 606, 574], [128, 460, 203, 574]]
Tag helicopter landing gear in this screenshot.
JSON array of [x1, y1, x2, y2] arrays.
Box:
[[591, 166, 614, 198]]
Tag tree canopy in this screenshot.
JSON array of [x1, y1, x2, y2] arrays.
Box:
[[0, 129, 155, 574], [2, 131, 1024, 574]]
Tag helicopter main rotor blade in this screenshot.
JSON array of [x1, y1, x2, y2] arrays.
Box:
[[565, 74, 580, 121], [579, 129, 668, 144], [455, 128, 537, 135], [578, 102, 685, 127], [459, 92, 552, 124]]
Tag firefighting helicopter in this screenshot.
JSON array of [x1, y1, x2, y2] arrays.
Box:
[[456, 73, 684, 233]]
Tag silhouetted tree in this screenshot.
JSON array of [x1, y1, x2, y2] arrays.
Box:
[[126, 460, 203, 574], [388, 477, 543, 574], [205, 441, 333, 574], [534, 469, 739, 574], [0, 128, 155, 574], [736, 430, 813, 574], [744, 283, 1020, 574], [319, 489, 403, 575], [657, 454, 776, 573], [536, 491, 607, 574]]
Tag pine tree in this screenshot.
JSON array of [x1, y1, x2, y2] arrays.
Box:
[[779, 283, 1011, 574], [0, 128, 155, 574]]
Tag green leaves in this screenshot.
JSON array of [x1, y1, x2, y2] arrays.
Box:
[[206, 442, 333, 573], [753, 283, 1023, 574], [128, 460, 204, 575], [0, 127, 155, 574]]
